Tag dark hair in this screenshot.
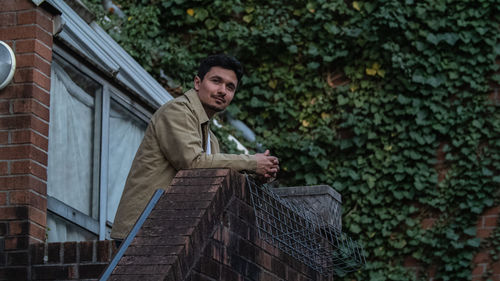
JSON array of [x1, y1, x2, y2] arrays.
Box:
[[197, 54, 244, 85]]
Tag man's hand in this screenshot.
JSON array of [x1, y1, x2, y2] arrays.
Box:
[[255, 150, 279, 181]]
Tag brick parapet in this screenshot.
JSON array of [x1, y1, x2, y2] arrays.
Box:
[[204, 197, 329, 281], [109, 168, 236, 280], [105, 168, 333, 281]]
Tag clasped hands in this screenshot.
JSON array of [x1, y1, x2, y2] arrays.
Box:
[[254, 149, 279, 183]]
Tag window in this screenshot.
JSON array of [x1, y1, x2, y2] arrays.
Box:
[[47, 46, 151, 242], [107, 99, 147, 223]]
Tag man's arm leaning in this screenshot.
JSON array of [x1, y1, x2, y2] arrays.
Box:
[[154, 101, 259, 172]]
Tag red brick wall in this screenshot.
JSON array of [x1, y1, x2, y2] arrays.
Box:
[[29, 240, 117, 281], [202, 196, 332, 281], [468, 61, 500, 281], [471, 206, 500, 281], [1, 239, 116, 280], [0, 0, 56, 280]]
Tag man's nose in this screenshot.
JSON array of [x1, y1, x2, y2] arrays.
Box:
[[217, 84, 227, 95]]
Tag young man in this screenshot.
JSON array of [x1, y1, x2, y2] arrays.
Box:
[[110, 54, 279, 241]]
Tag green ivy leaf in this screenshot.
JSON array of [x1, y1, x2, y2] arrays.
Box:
[[194, 7, 209, 20], [243, 14, 253, 23], [463, 227, 476, 236], [350, 224, 362, 234], [466, 238, 481, 248]]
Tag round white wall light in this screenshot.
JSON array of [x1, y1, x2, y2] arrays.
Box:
[[0, 41, 16, 90]]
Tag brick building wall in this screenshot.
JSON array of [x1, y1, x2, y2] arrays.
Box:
[[29, 240, 116, 280], [471, 206, 500, 281], [0, 1, 57, 280], [1, 239, 116, 280], [471, 80, 500, 280], [404, 205, 500, 281]]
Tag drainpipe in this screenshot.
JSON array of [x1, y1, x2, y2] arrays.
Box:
[[224, 112, 264, 153]]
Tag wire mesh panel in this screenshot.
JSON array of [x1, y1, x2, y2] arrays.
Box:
[[247, 176, 366, 276]]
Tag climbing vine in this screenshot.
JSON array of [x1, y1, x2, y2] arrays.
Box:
[[85, 0, 500, 280]]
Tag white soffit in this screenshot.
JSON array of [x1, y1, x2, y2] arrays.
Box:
[[46, 0, 172, 107]]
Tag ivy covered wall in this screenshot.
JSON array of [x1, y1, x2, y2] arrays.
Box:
[[85, 0, 500, 280]]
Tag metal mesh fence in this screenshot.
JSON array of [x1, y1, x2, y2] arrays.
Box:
[[247, 175, 366, 276]]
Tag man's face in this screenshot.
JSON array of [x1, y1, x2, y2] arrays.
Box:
[[194, 66, 237, 118]]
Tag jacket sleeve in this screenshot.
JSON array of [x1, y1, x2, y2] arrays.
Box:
[[153, 101, 257, 172]]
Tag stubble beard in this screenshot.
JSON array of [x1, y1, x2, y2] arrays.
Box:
[[202, 103, 225, 117]]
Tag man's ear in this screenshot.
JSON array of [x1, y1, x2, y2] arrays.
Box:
[[194, 76, 201, 91]]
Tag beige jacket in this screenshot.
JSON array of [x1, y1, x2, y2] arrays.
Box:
[[110, 89, 257, 239]]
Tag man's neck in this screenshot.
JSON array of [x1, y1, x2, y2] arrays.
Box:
[[201, 104, 217, 119]]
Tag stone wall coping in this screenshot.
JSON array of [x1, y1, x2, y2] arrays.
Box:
[[272, 185, 342, 203]]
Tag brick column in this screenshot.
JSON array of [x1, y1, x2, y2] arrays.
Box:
[[0, 1, 57, 279]]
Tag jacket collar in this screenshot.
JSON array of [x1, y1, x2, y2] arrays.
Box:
[[185, 88, 210, 124]]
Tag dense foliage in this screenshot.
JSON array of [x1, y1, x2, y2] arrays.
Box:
[[85, 0, 500, 280]]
